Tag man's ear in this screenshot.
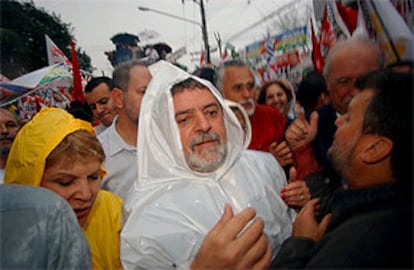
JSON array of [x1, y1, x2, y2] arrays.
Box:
[[361, 136, 393, 164], [112, 88, 124, 108]]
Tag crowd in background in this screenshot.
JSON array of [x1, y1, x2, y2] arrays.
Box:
[[0, 28, 413, 269]]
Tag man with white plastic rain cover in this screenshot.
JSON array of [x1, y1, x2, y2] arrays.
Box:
[[121, 61, 295, 269]]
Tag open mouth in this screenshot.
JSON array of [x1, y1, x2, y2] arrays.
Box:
[[75, 207, 90, 220]]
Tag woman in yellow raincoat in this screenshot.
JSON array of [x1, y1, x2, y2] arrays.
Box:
[[4, 107, 123, 270]]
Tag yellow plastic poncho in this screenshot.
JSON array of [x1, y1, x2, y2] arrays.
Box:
[[4, 107, 123, 270]]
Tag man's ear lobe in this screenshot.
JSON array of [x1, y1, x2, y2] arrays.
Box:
[[361, 137, 393, 164]]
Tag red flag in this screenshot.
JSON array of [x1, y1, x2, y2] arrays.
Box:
[[319, 4, 336, 58], [70, 39, 85, 103], [336, 1, 358, 34], [311, 18, 325, 73], [199, 50, 205, 67], [221, 49, 228, 61]]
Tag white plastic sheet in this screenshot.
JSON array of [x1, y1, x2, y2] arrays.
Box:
[[121, 61, 295, 269]]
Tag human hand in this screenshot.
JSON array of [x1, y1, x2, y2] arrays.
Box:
[[281, 167, 311, 209], [285, 105, 319, 151], [190, 204, 272, 270], [269, 140, 293, 167], [292, 198, 332, 242]]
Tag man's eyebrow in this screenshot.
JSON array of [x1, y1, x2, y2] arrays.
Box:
[[203, 102, 219, 110], [333, 76, 352, 81], [175, 102, 219, 117], [175, 108, 194, 117], [98, 97, 108, 102]]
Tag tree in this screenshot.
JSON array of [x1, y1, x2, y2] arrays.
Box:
[[0, 1, 92, 79]]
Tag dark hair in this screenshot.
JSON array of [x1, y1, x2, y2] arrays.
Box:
[[67, 100, 92, 123], [257, 80, 293, 105], [192, 67, 217, 87], [386, 60, 414, 74], [112, 59, 150, 92], [296, 71, 328, 113], [171, 78, 209, 96], [84, 76, 112, 93], [356, 70, 413, 185]]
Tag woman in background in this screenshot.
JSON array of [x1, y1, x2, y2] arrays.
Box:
[[258, 79, 296, 124]]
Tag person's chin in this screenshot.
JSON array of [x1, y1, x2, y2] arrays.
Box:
[[100, 115, 113, 126], [75, 208, 91, 226], [245, 107, 255, 116]]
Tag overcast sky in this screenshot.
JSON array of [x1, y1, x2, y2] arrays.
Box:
[[30, 0, 310, 76]]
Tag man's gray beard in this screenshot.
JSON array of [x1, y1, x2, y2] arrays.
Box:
[[187, 142, 227, 173], [240, 99, 255, 116]]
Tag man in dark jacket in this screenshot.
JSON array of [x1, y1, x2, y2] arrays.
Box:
[[272, 70, 413, 268], [285, 37, 382, 193]]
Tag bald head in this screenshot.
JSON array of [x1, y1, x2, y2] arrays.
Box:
[[323, 36, 382, 114], [323, 37, 381, 78]]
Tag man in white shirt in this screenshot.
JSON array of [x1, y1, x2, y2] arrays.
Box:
[[98, 60, 152, 200]]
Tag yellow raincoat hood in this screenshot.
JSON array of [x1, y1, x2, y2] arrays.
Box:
[[4, 107, 95, 186]]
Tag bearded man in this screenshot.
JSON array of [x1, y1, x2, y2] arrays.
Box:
[[121, 61, 295, 269]]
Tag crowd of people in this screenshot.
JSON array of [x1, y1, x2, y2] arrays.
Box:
[[0, 34, 412, 269]]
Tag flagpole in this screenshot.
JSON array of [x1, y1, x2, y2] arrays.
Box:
[[368, 0, 400, 62]]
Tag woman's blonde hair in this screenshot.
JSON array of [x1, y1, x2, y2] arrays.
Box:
[[46, 130, 105, 169]]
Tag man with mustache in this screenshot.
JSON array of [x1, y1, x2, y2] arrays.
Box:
[[272, 69, 412, 268], [121, 61, 295, 269], [216, 60, 293, 168], [285, 37, 381, 193], [0, 107, 20, 182]]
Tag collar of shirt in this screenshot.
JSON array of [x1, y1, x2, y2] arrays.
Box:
[[98, 119, 136, 157]]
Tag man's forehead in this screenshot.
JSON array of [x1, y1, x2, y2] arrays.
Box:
[[225, 66, 252, 77], [0, 109, 17, 120], [173, 87, 219, 107], [174, 86, 216, 98]]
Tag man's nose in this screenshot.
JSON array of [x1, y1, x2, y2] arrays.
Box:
[[195, 113, 211, 132]]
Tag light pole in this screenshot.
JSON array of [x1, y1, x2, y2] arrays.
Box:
[[198, 0, 210, 64], [138, 2, 211, 64]]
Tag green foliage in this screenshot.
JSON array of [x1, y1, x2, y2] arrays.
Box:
[[0, 0, 92, 79]]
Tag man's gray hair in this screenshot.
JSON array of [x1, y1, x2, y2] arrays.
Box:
[[216, 59, 251, 93], [322, 35, 383, 78]]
